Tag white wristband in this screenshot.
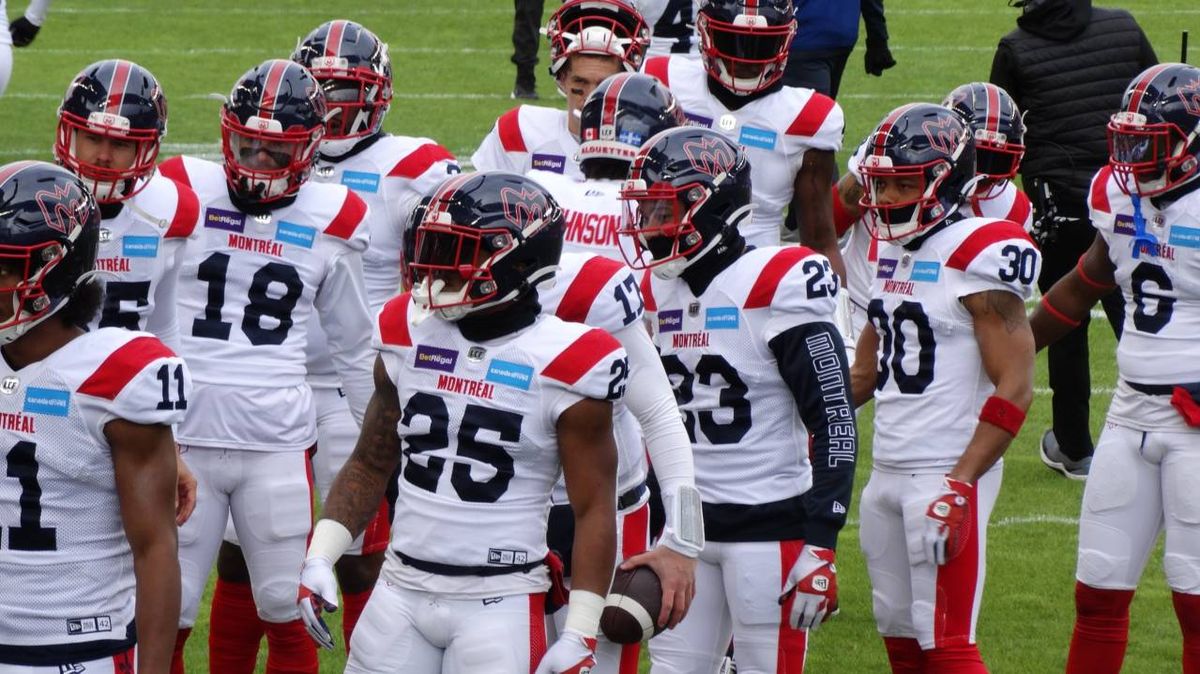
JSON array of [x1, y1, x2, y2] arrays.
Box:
[[306, 519, 354, 564], [563, 590, 606, 639]]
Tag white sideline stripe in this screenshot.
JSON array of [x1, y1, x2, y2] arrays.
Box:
[[1035, 387, 1114, 395], [843, 514, 1078, 529], [36, 47, 511, 56], [4, 92, 513, 101], [53, 7, 513, 16]]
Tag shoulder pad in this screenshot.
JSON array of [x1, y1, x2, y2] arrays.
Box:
[[786, 92, 842, 142], [164, 177, 201, 239], [555, 255, 641, 330], [497, 107, 528, 153], [947, 220, 1040, 299], [77, 333, 190, 426], [322, 188, 369, 241], [1089, 165, 1117, 217], [541, 326, 627, 401], [1007, 189, 1033, 230], [388, 142, 457, 179], [157, 155, 192, 188], [744, 246, 819, 309], [640, 269, 657, 313], [644, 56, 671, 87], [375, 292, 413, 349]]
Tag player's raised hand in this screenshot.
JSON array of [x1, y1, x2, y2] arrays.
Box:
[[297, 557, 339, 650], [779, 545, 838, 631], [534, 628, 597, 674], [922, 477, 975, 566]]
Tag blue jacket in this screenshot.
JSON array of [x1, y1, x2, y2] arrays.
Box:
[[791, 0, 889, 52]]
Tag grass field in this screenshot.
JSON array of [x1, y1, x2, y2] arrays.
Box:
[[4, 1, 1198, 671]]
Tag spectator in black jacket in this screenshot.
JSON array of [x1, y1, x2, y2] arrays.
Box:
[[990, 0, 1156, 480]]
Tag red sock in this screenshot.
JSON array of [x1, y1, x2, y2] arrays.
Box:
[[1173, 591, 1200, 674], [171, 627, 191, 674], [1067, 582, 1134, 674], [883, 637, 926, 673], [924, 644, 987, 673], [342, 589, 372, 651], [209, 579, 265, 674], [264, 619, 319, 674]]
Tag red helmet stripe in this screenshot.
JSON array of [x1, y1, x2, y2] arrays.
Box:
[[325, 20, 347, 58], [105, 60, 133, 115], [1128, 63, 1174, 113], [0, 160, 41, 187], [258, 60, 289, 121], [984, 83, 1001, 135], [601, 73, 631, 136], [744, 0, 759, 17], [427, 174, 474, 223], [872, 104, 918, 157]]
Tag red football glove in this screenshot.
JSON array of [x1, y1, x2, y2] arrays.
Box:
[[922, 478, 975, 566], [779, 545, 838, 631]]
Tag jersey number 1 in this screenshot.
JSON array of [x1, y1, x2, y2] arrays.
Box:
[[2, 441, 57, 551]]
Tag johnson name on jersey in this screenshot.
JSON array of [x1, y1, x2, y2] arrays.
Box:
[[642, 246, 845, 508], [313, 135, 459, 309], [1089, 166, 1200, 430], [868, 217, 1039, 471], [373, 294, 628, 597], [643, 55, 844, 247], [472, 105, 583, 181], [539, 251, 649, 501], [0, 329, 189, 662], [528, 170, 626, 261], [89, 172, 202, 351], [158, 155, 375, 451]]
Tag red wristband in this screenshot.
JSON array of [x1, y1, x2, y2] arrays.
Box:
[[1040, 295, 1081, 328], [979, 395, 1025, 436], [1076, 254, 1115, 290]]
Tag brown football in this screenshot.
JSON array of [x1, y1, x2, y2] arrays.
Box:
[[600, 566, 664, 644]]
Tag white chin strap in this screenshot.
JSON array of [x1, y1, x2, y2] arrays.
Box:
[[245, 175, 292, 201], [320, 136, 361, 158], [412, 278, 473, 322]]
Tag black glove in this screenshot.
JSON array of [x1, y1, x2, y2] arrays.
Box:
[[864, 40, 896, 77], [9, 17, 40, 47]]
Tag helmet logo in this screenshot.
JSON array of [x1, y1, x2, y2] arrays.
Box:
[[922, 116, 961, 155], [682, 136, 736, 177], [1179, 78, 1200, 117], [499, 187, 546, 230], [34, 182, 87, 235]]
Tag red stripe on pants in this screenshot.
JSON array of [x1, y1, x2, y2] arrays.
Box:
[[777, 539, 807, 672], [934, 481, 980, 648], [618, 503, 650, 673], [529, 592, 548, 673]]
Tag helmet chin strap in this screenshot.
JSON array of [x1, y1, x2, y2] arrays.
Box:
[[652, 203, 753, 280]]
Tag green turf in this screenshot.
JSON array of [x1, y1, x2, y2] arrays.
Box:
[[5, 0, 1197, 671]]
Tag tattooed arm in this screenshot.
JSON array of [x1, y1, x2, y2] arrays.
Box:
[[950, 290, 1035, 482], [322, 355, 404, 536]]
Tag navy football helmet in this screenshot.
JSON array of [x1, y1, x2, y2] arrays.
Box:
[[697, 0, 796, 95], [618, 127, 752, 279], [943, 82, 1025, 199], [55, 59, 167, 204], [578, 72, 685, 172], [409, 171, 565, 320], [858, 103, 977, 243], [545, 0, 650, 78], [0, 161, 100, 342], [1108, 63, 1200, 196], [292, 20, 392, 152], [221, 59, 327, 204]]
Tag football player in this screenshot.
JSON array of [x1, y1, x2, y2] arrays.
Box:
[[472, 0, 650, 181], [0, 0, 51, 95], [297, 171, 625, 674], [53, 58, 203, 528], [0, 161, 188, 674], [1029, 63, 1200, 674], [834, 82, 1032, 347], [642, 0, 845, 270], [621, 127, 856, 673], [850, 103, 1038, 673], [530, 71, 702, 674], [631, 0, 701, 57], [158, 59, 375, 674]]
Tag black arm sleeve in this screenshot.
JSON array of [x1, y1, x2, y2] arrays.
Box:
[[861, 0, 889, 44], [989, 42, 1022, 106], [768, 321, 857, 550]]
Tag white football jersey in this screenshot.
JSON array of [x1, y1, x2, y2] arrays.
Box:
[[374, 295, 628, 597], [528, 170, 626, 261], [0, 329, 189, 658], [632, 0, 701, 57], [158, 155, 375, 452], [1090, 167, 1200, 431], [966, 181, 1033, 232], [539, 251, 650, 501], [306, 135, 461, 388], [642, 246, 838, 505], [472, 105, 583, 181], [89, 172, 202, 352], [868, 217, 1039, 471], [643, 55, 844, 247]]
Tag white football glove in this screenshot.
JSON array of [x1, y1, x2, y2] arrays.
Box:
[[297, 556, 338, 650], [779, 545, 838, 631], [922, 477, 974, 566], [534, 628, 597, 674]]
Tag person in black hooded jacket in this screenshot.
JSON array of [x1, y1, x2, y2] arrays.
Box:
[[989, 0, 1156, 480]]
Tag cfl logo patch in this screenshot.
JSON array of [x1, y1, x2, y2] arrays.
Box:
[[933, 502, 952, 517]]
